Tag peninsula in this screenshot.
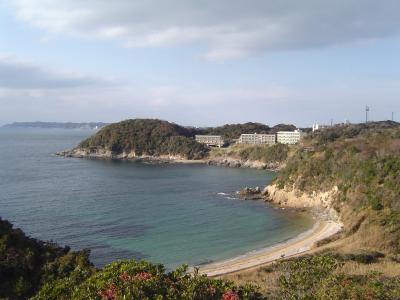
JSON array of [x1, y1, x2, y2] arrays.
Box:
[[57, 118, 296, 170]]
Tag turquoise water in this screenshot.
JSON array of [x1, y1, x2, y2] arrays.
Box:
[[0, 128, 313, 268]]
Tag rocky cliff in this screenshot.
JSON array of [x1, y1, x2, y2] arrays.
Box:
[[263, 184, 340, 221]]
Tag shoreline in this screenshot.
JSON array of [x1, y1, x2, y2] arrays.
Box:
[[56, 150, 283, 171], [58, 148, 341, 276], [196, 219, 342, 277]]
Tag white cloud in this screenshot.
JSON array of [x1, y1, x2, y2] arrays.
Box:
[[8, 0, 400, 60]]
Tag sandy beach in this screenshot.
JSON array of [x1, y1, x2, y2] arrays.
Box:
[[197, 219, 342, 276]]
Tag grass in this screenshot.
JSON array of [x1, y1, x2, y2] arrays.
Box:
[[221, 253, 400, 299], [209, 143, 290, 164]]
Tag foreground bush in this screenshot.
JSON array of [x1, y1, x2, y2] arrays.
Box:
[[33, 260, 263, 300], [0, 217, 94, 299]]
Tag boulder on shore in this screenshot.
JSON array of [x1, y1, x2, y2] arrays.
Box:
[[239, 186, 263, 200]]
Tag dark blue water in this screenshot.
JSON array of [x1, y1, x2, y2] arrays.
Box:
[[0, 128, 312, 268]]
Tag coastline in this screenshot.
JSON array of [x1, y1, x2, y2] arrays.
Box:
[[196, 219, 342, 277], [56, 149, 284, 171], [58, 147, 342, 277]]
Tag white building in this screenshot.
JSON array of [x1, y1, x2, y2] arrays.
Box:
[[195, 135, 225, 147], [312, 123, 329, 132], [238, 133, 276, 145], [277, 130, 303, 144]]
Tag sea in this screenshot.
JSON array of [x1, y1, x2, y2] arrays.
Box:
[[0, 128, 313, 268]]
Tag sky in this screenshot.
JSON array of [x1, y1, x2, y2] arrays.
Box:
[[0, 0, 399, 127]]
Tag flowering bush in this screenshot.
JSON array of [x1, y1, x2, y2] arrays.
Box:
[[221, 290, 240, 300], [133, 271, 153, 281], [33, 260, 263, 300], [98, 284, 117, 300]]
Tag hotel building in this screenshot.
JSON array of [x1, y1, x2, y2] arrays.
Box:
[[195, 135, 225, 147], [238, 133, 276, 145], [276, 130, 303, 144]]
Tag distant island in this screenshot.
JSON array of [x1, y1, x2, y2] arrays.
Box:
[[2, 121, 108, 130]]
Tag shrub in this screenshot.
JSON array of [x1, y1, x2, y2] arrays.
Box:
[[0, 218, 94, 299], [34, 260, 263, 300]]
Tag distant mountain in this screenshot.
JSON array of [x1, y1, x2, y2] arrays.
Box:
[[2, 121, 108, 129]]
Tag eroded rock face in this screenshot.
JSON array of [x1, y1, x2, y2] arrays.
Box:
[[264, 184, 340, 220]]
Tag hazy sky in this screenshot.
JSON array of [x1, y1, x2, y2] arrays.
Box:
[[0, 0, 399, 127]]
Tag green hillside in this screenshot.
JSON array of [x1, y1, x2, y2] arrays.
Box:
[[78, 119, 208, 159], [276, 121, 400, 253]]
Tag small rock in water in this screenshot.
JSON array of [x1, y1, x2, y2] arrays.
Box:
[[239, 186, 263, 200]]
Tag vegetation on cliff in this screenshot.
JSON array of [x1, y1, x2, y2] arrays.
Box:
[[275, 121, 400, 254], [0, 217, 94, 299], [78, 119, 208, 159]]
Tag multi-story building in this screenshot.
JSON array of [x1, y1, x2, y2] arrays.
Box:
[[195, 135, 225, 147], [276, 130, 303, 144], [238, 133, 276, 145]]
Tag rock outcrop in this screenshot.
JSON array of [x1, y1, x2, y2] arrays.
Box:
[[207, 158, 283, 170], [239, 186, 263, 200], [263, 184, 340, 221], [56, 148, 189, 163]]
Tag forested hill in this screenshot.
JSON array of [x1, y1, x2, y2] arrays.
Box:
[[77, 119, 208, 159], [197, 122, 271, 139], [197, 122, 296, 139]]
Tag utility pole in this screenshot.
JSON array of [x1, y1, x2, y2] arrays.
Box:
[[330, 119, 333, 126], [365, 105, 370, 123]]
